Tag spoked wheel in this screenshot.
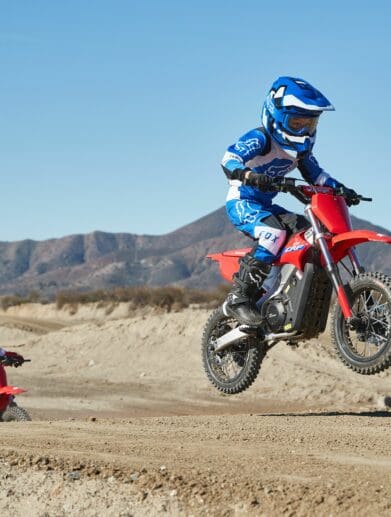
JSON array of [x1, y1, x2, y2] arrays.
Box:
[[202, 306, 266, 394], [1, 401, 31, 422], [331, 272, 391, 374]]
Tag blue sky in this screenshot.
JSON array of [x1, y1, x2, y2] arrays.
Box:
[[0, 1, 390, 241]]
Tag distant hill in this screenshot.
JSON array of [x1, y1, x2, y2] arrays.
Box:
[[0, 207, 390, 296]]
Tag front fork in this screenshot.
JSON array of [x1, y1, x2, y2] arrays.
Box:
[[305, 206, 357, 320], [348, 248, 364, 275]]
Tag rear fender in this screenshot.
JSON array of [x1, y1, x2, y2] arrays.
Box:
[[207, 248, 251, 282], [330, 230, 391, 263]]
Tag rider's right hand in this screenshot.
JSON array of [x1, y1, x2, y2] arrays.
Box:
[[243, 171, 279, 192]]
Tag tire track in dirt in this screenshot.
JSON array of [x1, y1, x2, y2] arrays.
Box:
[[0, 304, 390, 515], [0, 314, 66, 334], [0, 414, 390, 516]]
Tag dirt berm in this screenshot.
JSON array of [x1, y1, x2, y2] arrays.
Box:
[[0, 303, 389, 516]]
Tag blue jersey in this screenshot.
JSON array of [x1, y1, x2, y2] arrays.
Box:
[[221, 127, 340, 207]]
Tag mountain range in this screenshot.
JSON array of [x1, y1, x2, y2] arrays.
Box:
[[0, 207, 390, 296]]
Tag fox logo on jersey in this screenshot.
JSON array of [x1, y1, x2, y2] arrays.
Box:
[[234, 138, 263, 157], [254, 158, 293, 177]]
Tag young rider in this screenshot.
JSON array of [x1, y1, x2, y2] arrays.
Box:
[[0, 348, 24, 367], [221, 76, 358, 326]]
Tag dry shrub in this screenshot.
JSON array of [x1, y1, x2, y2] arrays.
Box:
[[0, 295, 24, 311], [104, 302, 118, 316], [68, 302, 79, 315], [0, 291, 44, 311], [185, 284, 230, 307], [0, 284, 231, 313], [54, 284, 230, 312], [150, 287, 186, 312], [56, 291, 83, 310], [127, 286, 153, 306], [26, 291, 41, 303]]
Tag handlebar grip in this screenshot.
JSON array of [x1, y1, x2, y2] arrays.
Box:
[[359, 197, 372, 202]]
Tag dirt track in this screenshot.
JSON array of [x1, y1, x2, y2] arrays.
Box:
[[0, 304, 390, 516], [0, 414, 390, 516]]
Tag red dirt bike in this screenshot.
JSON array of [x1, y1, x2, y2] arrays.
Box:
[[202, 178, 391, 394], [0, 354, 31, 421]]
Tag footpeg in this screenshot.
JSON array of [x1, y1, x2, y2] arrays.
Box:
[[238, 325, 258, 334]]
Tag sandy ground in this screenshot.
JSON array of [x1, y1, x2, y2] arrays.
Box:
[[0, 302, 390, 516]]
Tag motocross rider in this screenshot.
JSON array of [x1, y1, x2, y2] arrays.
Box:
[[222, 76, 358, 326], [0, 348, 24, 367]]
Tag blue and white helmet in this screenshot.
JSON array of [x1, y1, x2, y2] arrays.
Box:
[[261, 76, 335, 153]]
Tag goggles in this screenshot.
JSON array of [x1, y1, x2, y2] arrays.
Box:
[[285, 115, 319, 136]]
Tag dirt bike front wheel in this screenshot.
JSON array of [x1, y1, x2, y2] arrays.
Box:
[[331, 272, 391, 374], [1, 401, 31, 422], [202, 306, 266, 394]]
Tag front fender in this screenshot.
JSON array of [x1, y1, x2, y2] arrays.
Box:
[[330, 230, 391, 263], [0, 386, 25, 395]]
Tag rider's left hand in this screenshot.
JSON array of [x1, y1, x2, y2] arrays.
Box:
[[339, 185, 360, 206]]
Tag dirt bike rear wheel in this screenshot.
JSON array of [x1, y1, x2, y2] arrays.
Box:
[[331, 272, 391, 374], [1, 401, 31, 422], [202, 306, 266, 394]]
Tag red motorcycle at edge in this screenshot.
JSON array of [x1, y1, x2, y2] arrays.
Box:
[[0, 354, 31, 421], [202, 178, 391, 394]]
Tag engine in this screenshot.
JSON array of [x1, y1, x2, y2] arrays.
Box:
[[261, 262, 332, 336], [264, 298, 287, 331]]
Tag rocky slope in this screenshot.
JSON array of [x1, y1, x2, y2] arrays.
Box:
[[0, 208, 389, 296]]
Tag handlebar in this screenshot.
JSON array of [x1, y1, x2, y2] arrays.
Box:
[[271, 178, 310, 204], [271, 177, 372, 205], [356, 196, 372, 202], [0, 355, 30, 367]]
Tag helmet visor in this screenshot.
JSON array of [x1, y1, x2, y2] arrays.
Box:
[[286, 115, 319, 136]]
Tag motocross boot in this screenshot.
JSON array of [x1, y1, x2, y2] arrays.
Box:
[[224, 254, 271, 326]]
